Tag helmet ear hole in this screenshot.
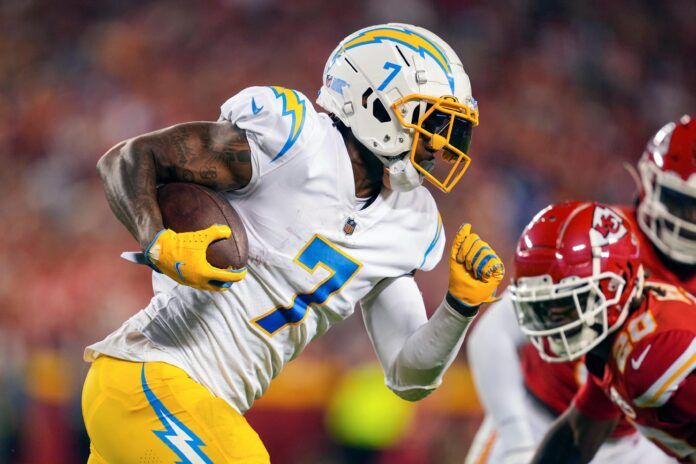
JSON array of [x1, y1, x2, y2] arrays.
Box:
[[372, 98, 391, 123]]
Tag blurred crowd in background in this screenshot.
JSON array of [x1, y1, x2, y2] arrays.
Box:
[[1, 0, 694, 462]]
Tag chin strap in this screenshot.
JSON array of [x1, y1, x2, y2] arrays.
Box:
[[385, 158, 423, 192]]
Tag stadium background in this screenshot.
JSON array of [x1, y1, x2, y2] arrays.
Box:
[[1, 0, 694, 462]]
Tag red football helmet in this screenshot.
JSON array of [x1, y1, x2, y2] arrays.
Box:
[[637, 115, 696, 264], [510, 201, 644, 362]]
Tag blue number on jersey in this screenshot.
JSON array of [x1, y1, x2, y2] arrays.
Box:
[[252, 235, 362, 335]]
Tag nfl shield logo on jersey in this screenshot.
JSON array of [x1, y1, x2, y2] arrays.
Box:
[[343, 217, 357, 235]]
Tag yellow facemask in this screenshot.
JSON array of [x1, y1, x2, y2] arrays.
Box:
[[392, 95, 479, 193]]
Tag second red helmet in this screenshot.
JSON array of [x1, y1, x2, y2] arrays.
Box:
[[638, 115, 696, 264]]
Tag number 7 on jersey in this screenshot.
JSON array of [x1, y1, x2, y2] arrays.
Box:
[[252, 235, 362, 335]]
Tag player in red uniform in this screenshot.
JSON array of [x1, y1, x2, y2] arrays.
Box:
[[509, 200, 696, 463], [629, 115, 696, 290], [466, 116, 696, 464]]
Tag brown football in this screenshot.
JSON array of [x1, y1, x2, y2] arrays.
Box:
[[157, 183, 248, 270]]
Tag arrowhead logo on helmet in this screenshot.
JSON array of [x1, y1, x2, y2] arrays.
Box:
[[591, 205, 627, 245]]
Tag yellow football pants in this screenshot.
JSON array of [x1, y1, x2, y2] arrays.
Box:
[[82, 356, 270, 463]]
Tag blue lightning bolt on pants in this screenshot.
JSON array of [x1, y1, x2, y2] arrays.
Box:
[[82, 356, 270, 463]]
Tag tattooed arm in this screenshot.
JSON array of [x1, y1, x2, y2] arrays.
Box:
[[97, 122, 252, 249]]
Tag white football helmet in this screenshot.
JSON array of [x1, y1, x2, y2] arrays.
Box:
[[316, 23, 479, 193]]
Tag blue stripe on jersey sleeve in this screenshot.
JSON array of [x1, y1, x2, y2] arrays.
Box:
[[420, 214, 443, 268]]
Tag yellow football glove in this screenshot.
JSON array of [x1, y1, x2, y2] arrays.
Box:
[[448, 223, 505, 308], [144, 225, 247, 291]]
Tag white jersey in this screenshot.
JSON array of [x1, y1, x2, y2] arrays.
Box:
[[85, 86, 445, 413]]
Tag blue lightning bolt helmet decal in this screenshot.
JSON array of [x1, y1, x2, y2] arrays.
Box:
[[141, 364, 213, 464], [269, 86, 306, 161], [333, 26, 455, 93]]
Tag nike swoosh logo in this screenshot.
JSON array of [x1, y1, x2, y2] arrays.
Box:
[[251, 97, 263, 115], [631, 344, 652, 370], [174, 261, 186, 282]]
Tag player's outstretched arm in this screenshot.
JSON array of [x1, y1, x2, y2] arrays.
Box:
[[361, 274, 473, 401], [532, 365, 620, 463], [361, 225, 504, 401], [531, 404, 617, 464], [97, 122, 252, 249]]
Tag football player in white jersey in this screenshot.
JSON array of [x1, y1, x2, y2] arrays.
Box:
[[82, 24, 504, 463]]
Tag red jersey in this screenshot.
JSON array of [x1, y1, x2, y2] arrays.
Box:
[[521, 344, 636, 437], [521, 344, 584, 415], [617, 205, 696, 295], [575, 281, 696, 461]]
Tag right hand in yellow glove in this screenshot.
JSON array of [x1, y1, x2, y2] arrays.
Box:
[[448, 223, 505, 309], [144, 225, 247, 291]]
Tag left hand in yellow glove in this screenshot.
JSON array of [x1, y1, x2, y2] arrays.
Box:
[[144, 225, 247, 291], [448, 223, 505, 311]]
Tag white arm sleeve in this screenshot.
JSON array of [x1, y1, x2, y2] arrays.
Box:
[[361, 275, 474, 401], [466, 289, 536, 458]]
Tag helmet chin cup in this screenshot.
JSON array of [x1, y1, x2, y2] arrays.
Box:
[[386, 158, 423, 192]]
